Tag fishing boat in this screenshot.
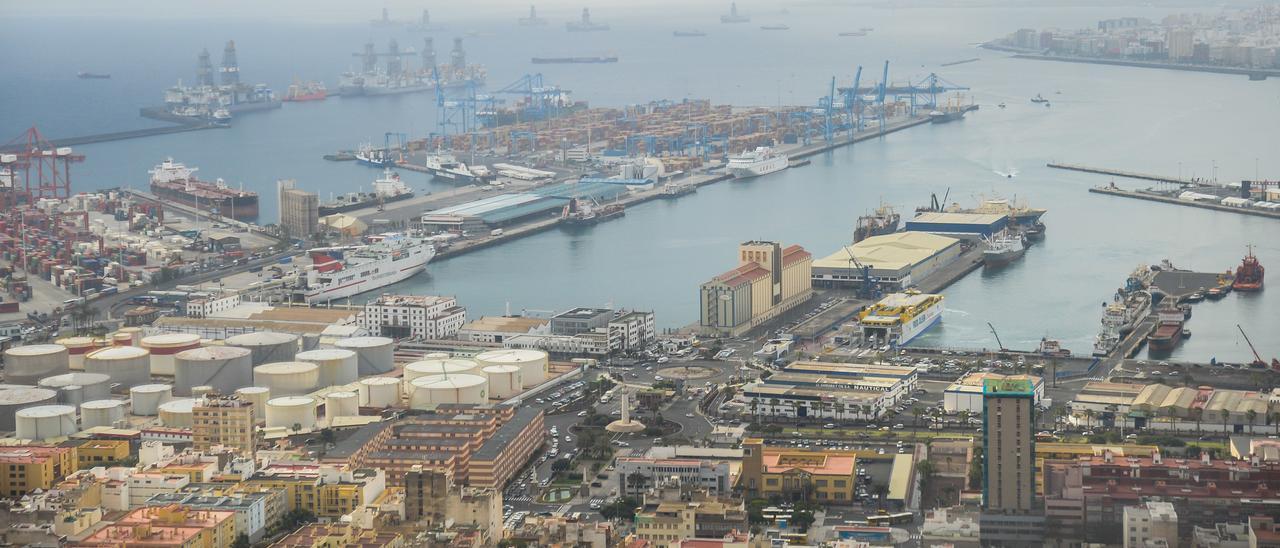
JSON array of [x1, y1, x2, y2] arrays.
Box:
[[852, 204, 900, 243]]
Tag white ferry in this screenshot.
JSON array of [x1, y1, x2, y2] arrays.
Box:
[[727, 146, 788, 178], [854, 291, 944, 347], [303, 234, 435, 304]]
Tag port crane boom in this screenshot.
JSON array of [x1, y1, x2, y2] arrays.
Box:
[[987, 322, 1006, 352], [1237, 324, 1272, 368]]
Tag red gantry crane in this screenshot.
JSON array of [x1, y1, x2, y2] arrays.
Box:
[[1, 126, 83, 204]]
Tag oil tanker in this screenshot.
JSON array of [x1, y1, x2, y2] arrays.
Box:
[[148, 159, 259, 220]]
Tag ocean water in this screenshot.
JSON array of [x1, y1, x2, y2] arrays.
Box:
[[2, 5, 1278, 362]]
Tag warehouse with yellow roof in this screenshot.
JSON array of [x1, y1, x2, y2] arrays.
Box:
[[811, 231, 963, 289]]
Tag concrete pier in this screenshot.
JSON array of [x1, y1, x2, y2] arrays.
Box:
[[1048, 163, 1199, 186], [1089, 186, 1280, 220]]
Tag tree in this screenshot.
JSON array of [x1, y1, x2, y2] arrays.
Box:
[[916, 459, 937, 510], [599, 497, 639, 521], [791, 506, 816, 532], [870, 483, 890, 510], [626, 472, 649, 494], [968, 447, 984, 490], [552, 458, 572, 472], [231, 534, 250, 548], [292, 422, 302, 436], [1247, 409, 1259, 435], [320, 428, 336, 445], [1221, 408, 1231, 435], [911, 404, 925, 429]]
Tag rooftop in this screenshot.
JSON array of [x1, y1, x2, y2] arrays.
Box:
[[460, 315, 549, 334], [814, 232, 960, 271], [553, 307, 612, 320], [369, 294, 455, 307], [473, 405, 542, 460], [984, 378, 1035, 396]]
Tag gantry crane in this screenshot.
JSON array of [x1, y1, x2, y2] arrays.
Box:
[[0, 126, 83, 204]]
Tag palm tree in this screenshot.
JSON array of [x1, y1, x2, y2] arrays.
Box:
[[861, 404, 873, 422], [834, 403, 846, 422], [1271, 411, 1280, 436], [1220, 408, 1231, 435], [911, 404, 925, 429], [1191, 408, 1203, 437], [770, 398, 782, 422], [1247, 409, 1259, 435], [1084, 409, 1096, 431]]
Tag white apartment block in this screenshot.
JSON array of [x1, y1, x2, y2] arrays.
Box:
[[186, 294, 242, 318], [359, 294, 467, 340]]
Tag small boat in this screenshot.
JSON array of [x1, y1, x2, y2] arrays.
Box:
[[1031, 94, 1048, 103], [1185, 291, 1205, 303], [839, 30, 867, 37], [997, 102, 1006, 108], [673, 30, 707, 37], [760, 24, 790, 30], [1205, 286, 1227, 300], [77, 71, 111, 79]]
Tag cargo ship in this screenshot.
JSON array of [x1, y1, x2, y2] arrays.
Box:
[[1038, 338, 1071, 358], [963, 196, 1047, 227], [982, 230, 1026, 267], [854, 291, 944, 347], [148, 158, 259, 220], [303, 233, 435, 304], [728, 146, 788, 178], [674, 30, 707, 37], [721, 2, 750, 23], [661, 182, 697, 198], [1092, 291, 1149, 356], [1233, 246, 1264, 291], [853, 204, 900, 243], [929, 109, 965, 124], [77, 72, 111, 79], [1147, 302, 1187, 353], [319, 169, 414, 215], [567, 8, 610, 31], [839, 31, 867, 37], [532, 56, 618, 64], [561, 198, 625, 226], [355, 143, 399, 168], [283, 81, 327, 102]]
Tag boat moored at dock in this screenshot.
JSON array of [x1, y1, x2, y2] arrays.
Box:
[[853, 291, 944, 347], [303, 234, 436, 304], [319, 169, 415, 215], [1233, 246, 1265, 291], [148, 158, 259, 220], [728, 146, 788, 178]]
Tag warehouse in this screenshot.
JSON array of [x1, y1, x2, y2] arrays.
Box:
[[737, 361, 919, 420], [944, 372, 1044, 414], [903, 212, 1008, 238], [421, 180, 630, 231], [811, 232, 963, 289]]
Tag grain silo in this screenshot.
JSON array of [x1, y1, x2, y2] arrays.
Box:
[[226, 332, 299, 365], [358, 377, 400, 407], [296, 349, 358, 388], [158, 398, 197, 428], [409, 374, 488, 408], [15, 405, 77, 440], [173, 346, 253, 396], [325, 391, 359, 419], [253, 362, 319, 396], [265, 396, 316, 430], [80, 399, 127, 428], [56, 337, 104, 371], [38, 373, 112, 406], [475, 349, 548, 388], [3, 344, 70, 384], [0, 388, 58, 430], [84, 346, 151, 387], [141, 333, 202, 376], [482, 365, 523, 399], [129, 384, 173, 416], [334, 337, 394, 375]]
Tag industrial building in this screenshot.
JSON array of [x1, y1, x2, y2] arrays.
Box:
[[904, 212, 1008, 238], [944, 372, 1044, 414], [1068, 381, 1272, 432], [357, 294, 467, 340], [550, 307, 613, 335], [699, 241, 812, 337], [457, 316, 549, 343], [421, 180, 630, 231], [738, 362, 917, 421], [812, 231, 964, 289], [278, 179, 319, 241]]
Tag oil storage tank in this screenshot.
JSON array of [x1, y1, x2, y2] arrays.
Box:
[[227, 332, 299, 365], [116, 327, 143, 346], [266, 396, 316, 430], [39, 373, 112, 406], [325, 391, 359, 419], [84, 346, 151, 387], [253, 362, 319, 396], [158, 398, 197, 428], [129, 384, 173, 416], [173, 346, 253, 396], [482, 365, 522, 399], [235, 387, 271, 420], [80, 399, 126, 428], [358, 377, 399, 407], [0, 388, 58, 431], [334, 337, 394, 375], [4, 344, 70, 384], [296, 349, 358, 387], [112, 333, 133, 346], [57, 337, 104, 371], [409, 374, 488, 408], [475, 349, 547, 388], [403, 358, 482, 386], [141, 333, 201, 376], [15, 405, 77, 440]]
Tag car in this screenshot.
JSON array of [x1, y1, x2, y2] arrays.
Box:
[[654, 375, 664, 381], [577, 410, 588, 417], [564, 436, 572, 442], [685, 413, 695, 418], [894, 423, 905, 429], [611, 409, 621, 415]]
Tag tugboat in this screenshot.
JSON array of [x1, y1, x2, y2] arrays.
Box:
[[1233, 246, 1265, 291]]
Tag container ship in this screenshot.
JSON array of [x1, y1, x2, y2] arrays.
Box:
[[728, 146, 788, 178], [532, 56, 618, 64], [1147, 302, 1187, 353], [148, 158, 259, 220], [319, 169, 414, 215], [853, 291, 944, 347], [283, 81, 327, 102], [929, 109, 965, 124], [853, 204, 900, 243], [1233, 247, 1264, 291], [303, 234, 435, 304]]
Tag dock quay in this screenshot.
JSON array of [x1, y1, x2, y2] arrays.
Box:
[[1048, 162, 1200, 186], [1089, 185, 1280, 220], [121, 189, 284, 245], [1009, 53, 1280, 80]]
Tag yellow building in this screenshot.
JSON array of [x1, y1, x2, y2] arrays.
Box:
[[1034, 442, 1158, 494], [71, 440, 130, 469], [244, 464, 374, 518], [192, 395, 257, 456], [741, 439, 860, 503], [269, 523, 404, 547], [72, 504, 237, 548], [700, 241, 813, 336], [634, 500, 746, 548], [813, 231, 963, 289], [0, 444, 77, 497]]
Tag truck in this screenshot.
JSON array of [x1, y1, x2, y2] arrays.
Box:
[[490, 228, 504, 237]]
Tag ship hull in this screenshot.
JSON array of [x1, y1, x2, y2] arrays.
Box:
[[284, 92, 327, 102], [425, 166, 479, 184], [319, 192, 415, 216], [854, 221, 899, 243], [729, 156, 788, 178], [304, 246, 435, 304], [983, 247, 1025, 267], [151, 184, 259, 220], [1233, 282, 1263, 292], [929, 111, 965, 124]]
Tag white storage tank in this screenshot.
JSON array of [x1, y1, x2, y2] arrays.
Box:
[[253, 362, 319, 396], [191, 386, 215, 398], [39, 373, 113, 406], [226, 331, 299, 365], [265, 396, 317, 430], [235, 387, 271, 421], [0, 388, 59, 431], [334, 337, 395, 375], [56, 337, 105, 371], [358, 377, 400, 407], [482, 365, 523, 399], [15, 405, 78, 440], [80, 399, 127, 428], [301, 334, 320, 352], [129, 384, 173, 416], [4, 344, 70, 384], [158, 398, 198, 428], [424, 352, 450, 359], [112, 332, 134, 346], [141, 333, 202, 376], [173, 346, 253, 396], [475, 349, 548, 388], [116, 327, 144, 346], [84, 346, 151, 387], [325, 391, 359, 419], [403, 358, 482, 385], [296, 349, 358, 388], [409, 374, 488, 408]]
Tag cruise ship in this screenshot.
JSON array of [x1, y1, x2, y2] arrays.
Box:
[[854, 291, 944, 347], [728, 147, 788, 178], [302, 234, 436, 304], [148, 159, 259, 220], [319, 169, 415, 215]]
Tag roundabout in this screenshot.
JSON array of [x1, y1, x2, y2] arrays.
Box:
[[657, 365, 718, 380]]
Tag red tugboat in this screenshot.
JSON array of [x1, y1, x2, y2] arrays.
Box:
[[1146, 301, 1186, 353], [1233, 246, 1265, 291]]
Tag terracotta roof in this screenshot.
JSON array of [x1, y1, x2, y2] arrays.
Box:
[[762, 452, 856, 476], [715, 264, 769, 287], [781, 245, 810, 266]]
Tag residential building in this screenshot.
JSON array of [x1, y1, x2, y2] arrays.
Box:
[[403, 466, 501, 541], [1192, 522, 1251, 548], [147, 490, 273, 543], [510, 515, 613, 548], [269, 523, 404, 548], [1252, 516, 1280, 548], [186, 293, 242, 318], [699, 241, 813, 336], [1124, 501, 1179, 548], [983, 377, 1036, 513], [358, 294, 467, 340], [741, 439, 859, 502], [72, 504, 237, 548], [634, 499, 748, 548], [192, 394, 256, 456], [244, 464, 385, 518], [945, 372, 1044, 414], [0, 444, 77, 497], [609, 310, 657, 351], [1167, 28, 1194, 60], [615, 457, 733, 496], [67, 439, 130, 469], [279, 179, 320, 241]]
